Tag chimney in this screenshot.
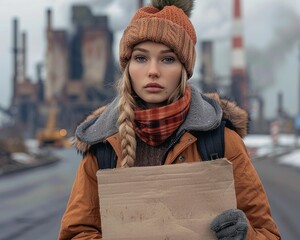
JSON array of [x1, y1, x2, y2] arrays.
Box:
[[12, 18, 19, 104], [47, 8, 52, 31], [230, 0, 248, 110], [36, 63, 44, 101], [200, 41, 216, 92], [277, 92, 284, 118], [298, 43, 300, 114], [46, 9, 53, 53], [138, 0, 144, 9], [21, 31, 27, 82]]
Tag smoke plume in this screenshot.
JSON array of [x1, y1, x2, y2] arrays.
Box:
[[247, 4, 300, 90]]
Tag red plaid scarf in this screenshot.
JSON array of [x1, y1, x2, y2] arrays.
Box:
[[133, 86, 191, 146]]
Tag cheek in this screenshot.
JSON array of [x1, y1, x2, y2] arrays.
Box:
[[170, 65, 182, 82], [129, 64, 138, 87], [129, 64, 144, 84]]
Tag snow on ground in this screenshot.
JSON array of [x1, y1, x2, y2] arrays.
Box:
[[278, 149, 300, 168], [244, 134, 300, 169], [244, 134, 298, 147]]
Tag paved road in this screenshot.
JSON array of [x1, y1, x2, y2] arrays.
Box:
[[253, 154, 300, 240], [0, 148, 81, 240], [0, 148, 299, 239]]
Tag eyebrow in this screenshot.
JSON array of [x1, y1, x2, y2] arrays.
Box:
[[132, 47, 174, 54]]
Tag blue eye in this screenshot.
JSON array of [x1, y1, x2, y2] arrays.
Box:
[[162, 57, 175, 63], [134, 55, 146, 62]]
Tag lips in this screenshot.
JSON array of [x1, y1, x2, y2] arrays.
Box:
[[145, 82, 163, 88]]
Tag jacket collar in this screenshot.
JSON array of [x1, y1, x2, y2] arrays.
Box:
[[75, 84, 223, 148]]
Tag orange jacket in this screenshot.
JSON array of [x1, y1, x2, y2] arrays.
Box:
[[59, 129, 281, 240], [59, 88, 281, 239]]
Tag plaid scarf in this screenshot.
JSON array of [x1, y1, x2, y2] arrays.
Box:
[[133, 86, 191, 146]]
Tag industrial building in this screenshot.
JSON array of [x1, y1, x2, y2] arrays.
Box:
[[3, 0, 296, 140], [10, 5, 117, 139]]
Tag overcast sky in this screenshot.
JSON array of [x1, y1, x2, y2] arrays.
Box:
[[1, 0, 300, 119]]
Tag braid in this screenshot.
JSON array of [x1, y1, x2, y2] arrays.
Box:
[[116, 66, 187, 167], [117, 66, 137, 167]]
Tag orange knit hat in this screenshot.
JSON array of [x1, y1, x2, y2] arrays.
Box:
[[119, 0, 196, 79]]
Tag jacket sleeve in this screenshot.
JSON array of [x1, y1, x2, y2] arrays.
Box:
[[58, 153, 102, 240], [224, 128, 281, 240]]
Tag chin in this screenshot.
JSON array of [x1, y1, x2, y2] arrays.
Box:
[[145, 100, 168, 109]]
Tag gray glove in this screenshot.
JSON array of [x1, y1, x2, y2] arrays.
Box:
[[210, 209, 248, 240]]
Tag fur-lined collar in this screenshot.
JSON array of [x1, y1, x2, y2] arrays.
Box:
[[74, 84, 248, 152]]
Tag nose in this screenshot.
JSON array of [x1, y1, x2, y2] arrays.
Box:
[[148, 60, 160, 79]]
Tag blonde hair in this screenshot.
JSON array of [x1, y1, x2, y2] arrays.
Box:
[[117, 66, 188, 168]]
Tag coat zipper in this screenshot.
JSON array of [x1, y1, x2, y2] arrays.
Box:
[[161, 130, 186, 165]]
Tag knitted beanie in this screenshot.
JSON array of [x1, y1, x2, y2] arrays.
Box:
[[119, 0, 196, 79]]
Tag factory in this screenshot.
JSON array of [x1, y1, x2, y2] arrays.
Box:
[[5, 0, 296, 140], [10, 5, 117, 139]]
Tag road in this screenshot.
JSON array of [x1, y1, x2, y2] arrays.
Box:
[[0, 148, 299, 239], [0, 148, 81, 240], [253, 154, 300, 240]]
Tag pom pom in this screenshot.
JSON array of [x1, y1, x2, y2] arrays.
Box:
[[151, 0, 195, 17]]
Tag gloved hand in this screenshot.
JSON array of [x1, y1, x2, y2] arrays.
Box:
[[210, 209, 248, 240]]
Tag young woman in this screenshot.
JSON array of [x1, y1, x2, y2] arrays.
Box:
[[59, 0, 281, 239]]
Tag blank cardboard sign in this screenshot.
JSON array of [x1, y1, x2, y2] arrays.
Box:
[[97, 158, 236, 240]]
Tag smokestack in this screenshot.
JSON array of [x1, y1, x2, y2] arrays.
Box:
[[21, 32, 27, 82], [200, 41, 216, 92], [138, 0, 144, 9], [12, 18, 19, 104], [230, 0, 248, 110], [298, 43, 300, 114], [47, 8, 52, 31], [36, 63, 44, 101], [277, 92, 284, 118], [46, 9, 53, 54]]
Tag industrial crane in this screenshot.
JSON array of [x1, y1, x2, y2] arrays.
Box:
[[35, 100, 70, 148]]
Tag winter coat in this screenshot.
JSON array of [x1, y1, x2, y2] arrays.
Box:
[[59, 84, 281, 240]]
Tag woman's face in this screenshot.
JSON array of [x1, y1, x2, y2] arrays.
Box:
[[129, 41, 183, 108]]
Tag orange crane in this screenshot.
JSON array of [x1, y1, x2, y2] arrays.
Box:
[[36, 101, 70, 148]]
